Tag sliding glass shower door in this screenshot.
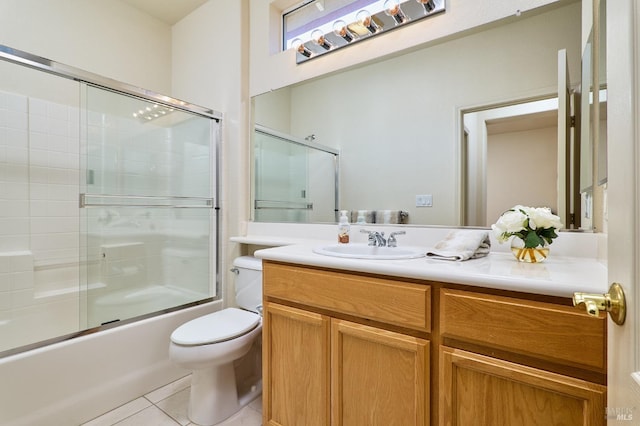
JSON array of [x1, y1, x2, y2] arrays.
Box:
[[81, 85, 218, 328], [0, 44, 220, 356]]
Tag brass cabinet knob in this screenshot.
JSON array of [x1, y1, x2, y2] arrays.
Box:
[[573, 282, 626, 325]]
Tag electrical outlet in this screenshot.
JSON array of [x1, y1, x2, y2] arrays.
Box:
[[415, 194, 433, 207]]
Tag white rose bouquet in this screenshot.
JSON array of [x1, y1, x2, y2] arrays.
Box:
[[491, 205, 563, 248]]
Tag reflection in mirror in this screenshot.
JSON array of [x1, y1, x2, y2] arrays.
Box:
[[462, 98, 560, 228], [253, 126, 338, 223], [595, 0, 607, 186], [579, 32, 593, 195], [580, 0, 607, 232], [252, 2, 583, 229]]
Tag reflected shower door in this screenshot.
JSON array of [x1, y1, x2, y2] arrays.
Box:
[[254, 127, 337, 223], [81, 84, 217, 328]]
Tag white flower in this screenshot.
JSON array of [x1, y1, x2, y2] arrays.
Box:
[[491, 205, 563, 247], [492, 208, 527, 236], [528, 207, 563, 230]]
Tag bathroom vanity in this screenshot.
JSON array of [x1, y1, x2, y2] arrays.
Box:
[[254, 242, 607, 426]]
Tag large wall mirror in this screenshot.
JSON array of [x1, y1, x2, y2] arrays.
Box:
[[252, 0, 605, 230]]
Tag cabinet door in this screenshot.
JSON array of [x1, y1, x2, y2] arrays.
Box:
[[263, 302, 330, 426], [331, 319, 430, 426], [440, 347, 606, 426]]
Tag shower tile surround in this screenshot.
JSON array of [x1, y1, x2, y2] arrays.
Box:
[[0, 89, 80, 351]]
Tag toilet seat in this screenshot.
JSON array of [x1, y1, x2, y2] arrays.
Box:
[[171, 308, 261, 346]]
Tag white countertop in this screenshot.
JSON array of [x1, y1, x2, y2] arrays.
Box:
[[253, 242, 608, 299]]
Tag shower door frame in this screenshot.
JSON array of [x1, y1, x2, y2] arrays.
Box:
[[253, 124, 340, 223], [0, 43, 223, 356]]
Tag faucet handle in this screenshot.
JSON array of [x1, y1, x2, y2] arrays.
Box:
[[360, 229, 375, 245], [360, 229, 386, 246], [387, 230, 406, 247]]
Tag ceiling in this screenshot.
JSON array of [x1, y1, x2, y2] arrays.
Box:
[[120, 0, 208, 25], [486, 110, 558, 135]]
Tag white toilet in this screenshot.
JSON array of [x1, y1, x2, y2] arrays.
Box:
[[169, 256, 263, 426]]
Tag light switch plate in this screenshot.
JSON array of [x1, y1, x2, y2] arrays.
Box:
[[415, 194, 433, 207]]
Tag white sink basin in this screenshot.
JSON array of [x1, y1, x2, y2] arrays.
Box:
[[313, 243, 426, 260]]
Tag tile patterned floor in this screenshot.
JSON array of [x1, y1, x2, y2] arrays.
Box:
[[81, 375, 262, 426]]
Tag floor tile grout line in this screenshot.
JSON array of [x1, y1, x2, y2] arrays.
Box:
[[149, 395, 185, 426], [85, 374, 262, 426]]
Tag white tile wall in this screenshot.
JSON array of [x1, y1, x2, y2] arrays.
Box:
[[0, 89, 80, 352], [0, 91, 29, 253]]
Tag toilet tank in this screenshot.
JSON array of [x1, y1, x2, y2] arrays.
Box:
[[233, 256, 263, 313]]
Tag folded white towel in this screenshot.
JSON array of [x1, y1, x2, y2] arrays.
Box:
[[426, 230, 491, 261]]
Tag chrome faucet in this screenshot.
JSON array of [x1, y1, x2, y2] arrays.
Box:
[[387, 231, 406, 247], [361, 229, 386, 246]]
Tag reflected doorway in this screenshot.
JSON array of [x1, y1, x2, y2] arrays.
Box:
[[462, 98, 566, 227]]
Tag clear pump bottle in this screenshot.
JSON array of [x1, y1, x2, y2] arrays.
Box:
[[338, 211, 350, 243]]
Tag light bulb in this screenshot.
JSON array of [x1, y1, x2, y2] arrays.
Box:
[[311, 29, 332, 50], [416, 0, 436, 14], [384, 0, 407, 24], [356, 9, 380, 34], [333, 20, 356, 42], [291, 38, 312, 58]]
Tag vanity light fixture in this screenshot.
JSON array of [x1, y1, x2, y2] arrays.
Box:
[[384, 0, 407, 24], [416, 0, 437, 14], [289, 0, 446, 64], [356, 9, 381, 34], [292, 38, 313, 58], [311, 29, 333, 50], [333, 20, 356, 43]]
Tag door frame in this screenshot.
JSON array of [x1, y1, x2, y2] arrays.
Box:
[[606, 0, 640, 416]]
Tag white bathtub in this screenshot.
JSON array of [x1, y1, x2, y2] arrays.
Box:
[[0, 300, 222, 426], [89, 284, 209, 327]]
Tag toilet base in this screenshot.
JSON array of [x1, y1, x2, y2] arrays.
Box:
[[188, 363, 262, 425], [189, 363, 239, 426]]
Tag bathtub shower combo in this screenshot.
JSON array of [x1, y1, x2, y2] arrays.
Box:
[[0, 45, 221, 355]]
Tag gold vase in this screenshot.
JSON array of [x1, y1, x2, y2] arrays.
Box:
[[510, 237, 549, 263]]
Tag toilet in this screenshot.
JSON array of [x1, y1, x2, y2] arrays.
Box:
[[169, 256, 263, 426]]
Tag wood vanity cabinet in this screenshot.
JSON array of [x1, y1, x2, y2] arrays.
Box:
[[262, 261, 431, 426], [261, 261, 607, 426], [439, 288, 607, 426]]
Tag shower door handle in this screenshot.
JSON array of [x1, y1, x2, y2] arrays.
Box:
[[79, 194, 214, 208]]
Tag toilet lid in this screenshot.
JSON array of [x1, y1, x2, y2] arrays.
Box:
[[171, 308, 261, 346]]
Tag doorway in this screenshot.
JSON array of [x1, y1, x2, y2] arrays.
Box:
[[462, 97, 563, 227]]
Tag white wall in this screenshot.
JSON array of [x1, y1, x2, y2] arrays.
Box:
[[256, 3, 581, 226], [0, 0, 173, 94], [171, 0, 250, 308]]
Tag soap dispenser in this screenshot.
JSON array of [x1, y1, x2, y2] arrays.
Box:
[[338, 210, 350, 243]]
